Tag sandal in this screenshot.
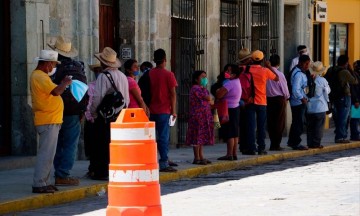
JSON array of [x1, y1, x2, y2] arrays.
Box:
[[217, 155, 233, 161], [192, 159, 207, 165], [203, 158, 212, 164]]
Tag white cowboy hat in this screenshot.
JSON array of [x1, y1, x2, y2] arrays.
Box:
[[94, 47, 121, 68], [34, 50, 61, 64], [48, 36, 78, 58], [309, 61, 327, 76]]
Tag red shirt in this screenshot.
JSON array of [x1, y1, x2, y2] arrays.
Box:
[[149, 67, 178, 114]]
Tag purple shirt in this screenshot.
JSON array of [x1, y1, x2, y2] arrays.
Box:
[[266, 67, 290, 99], [223, 78, 242, 108]]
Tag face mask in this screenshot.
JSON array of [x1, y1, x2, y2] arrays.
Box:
[[225, 72, 231, 79], [133, 71, 140, 76], [200, 77, 208, 87], [48, 67, 56, 76]]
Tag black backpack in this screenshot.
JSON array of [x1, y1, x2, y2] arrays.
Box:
[[53, 59, 88, 115], [97, 71, 126, 122], [138, 68, 151, 107], [324, 66, 344, 102]]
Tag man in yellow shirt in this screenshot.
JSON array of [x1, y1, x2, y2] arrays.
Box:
[[30, 50, 72, 193]]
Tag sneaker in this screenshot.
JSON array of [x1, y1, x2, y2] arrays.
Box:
[[55, 177, 80, 186], [288, 144, 308, 150], [269, 147, 285, 151], [159, 166, 177, 172]]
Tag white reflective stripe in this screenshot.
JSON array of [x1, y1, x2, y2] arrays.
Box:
[[109, 169, 159, 183], [111, 127, 156, 140]]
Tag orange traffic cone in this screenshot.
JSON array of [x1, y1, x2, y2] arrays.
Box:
[[107, 108, 162, 216]]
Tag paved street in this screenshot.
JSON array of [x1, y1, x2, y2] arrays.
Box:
[[14, 149, 360, 216]]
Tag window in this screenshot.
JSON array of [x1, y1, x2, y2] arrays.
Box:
[[329, 24, 348, 67]]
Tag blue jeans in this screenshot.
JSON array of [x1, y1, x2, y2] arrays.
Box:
[[334, 96, 351, 141], [54, 115, 81, 178], [150, 114, 170, 169], [350, 118, 360, 140], [246, 104, 267, 152], [288, 104, 306, 146]]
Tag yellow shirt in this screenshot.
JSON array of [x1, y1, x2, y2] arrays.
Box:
[[30, 70, 64, 126]]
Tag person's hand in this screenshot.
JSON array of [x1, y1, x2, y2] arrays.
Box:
[[301, 97, 308, 104], [264, 60, 271, 68], [62, 75, 72, 86], [171, 113, 177, 121]]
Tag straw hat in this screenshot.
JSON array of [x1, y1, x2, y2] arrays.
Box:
[[48, 36, 78, 58], [34, 50, 61, 64], [89, 63, 101, 71], [238, 48, 252, 62], [94, 47, 121, 68], [251, 50, 264, 61], [309, 61, 327, 75]]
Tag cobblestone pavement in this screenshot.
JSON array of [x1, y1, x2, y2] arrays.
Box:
[[13, 149, 360, 216]]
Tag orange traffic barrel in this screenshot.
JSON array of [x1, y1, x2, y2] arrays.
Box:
[[107, 108, 162, 216]]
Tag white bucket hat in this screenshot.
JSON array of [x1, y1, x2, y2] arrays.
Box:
[[48, 36, 78, 58], [34, 50, 61, 64], [309, 61, 327, 76], [94, 47, 121, 68]]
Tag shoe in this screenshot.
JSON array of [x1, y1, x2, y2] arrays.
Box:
[[202, 158, 212, 164], [233, 155, 238, 160], [32, 186, 55, 194], [91, 175, 109, 181], [55, 177, 80, 186], [242, 151, 256, 155], [159, 166, 177, 172], [335, 139, 351, 143], [192, 159, 207, 165], [308, 145, 324, 149], [350, 138, 360, 141], [47, 185, 59, 191], [288, 144, 308, 150], [269, 147, 285, 151], [217, 155, 233, 161], [258, 150, 268, 155], [168, 160, 178, 167]]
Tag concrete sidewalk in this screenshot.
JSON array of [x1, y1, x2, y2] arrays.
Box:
[[1, 129, 360, 215]]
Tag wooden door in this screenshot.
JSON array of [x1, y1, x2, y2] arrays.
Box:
[[99, 0, 117, 51], [0, 0, 11, 156]]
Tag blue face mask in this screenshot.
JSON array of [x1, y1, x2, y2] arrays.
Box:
[[200, 77, 208, 87], [133, 71, 140, 76]]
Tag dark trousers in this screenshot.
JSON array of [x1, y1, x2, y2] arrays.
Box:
[[239, 105, 249, 152], [306, 112, 326, 147], [288, 104, 306, 146], [267, 96, 287, 148], [84, 120, 96, 172], [89, 116, 111, 177], [246, 104, 267, 152]]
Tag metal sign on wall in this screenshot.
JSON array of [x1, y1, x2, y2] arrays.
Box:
[[315, 1, 327, 22]]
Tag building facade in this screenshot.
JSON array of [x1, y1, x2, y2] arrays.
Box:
[[0, 0, 313, 157]]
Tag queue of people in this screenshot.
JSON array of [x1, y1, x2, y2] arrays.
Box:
[[29, 38, 360, 193]]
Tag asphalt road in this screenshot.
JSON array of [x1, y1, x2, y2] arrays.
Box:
[[13, 149, 360, 216]]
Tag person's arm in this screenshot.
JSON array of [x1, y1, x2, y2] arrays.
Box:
[[51, 76, 72, 96], [130, 88, 150, 116], [216, 86, 228, 99], [292, 73, 307, 103], [344, 70, 358, 85], [265, 61, 279, 81], [170, 87, 177, 119]]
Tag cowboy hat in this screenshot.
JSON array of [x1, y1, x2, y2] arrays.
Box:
[[309, 61, 327, 75], [94, 47, 121, 68], [238, 48, 252, 62], [88, 63, 101, 72], [34, 50, 61, 64], [48, 36, 78, 58]]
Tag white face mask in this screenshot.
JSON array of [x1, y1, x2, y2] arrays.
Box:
[[48, 67, 57, 76]]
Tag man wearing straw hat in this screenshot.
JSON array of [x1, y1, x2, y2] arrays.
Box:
[[30, 50, 72, 193], [49, 36, 87, 186], [306, 61, 330, 149], [89, 47, 129, 180]]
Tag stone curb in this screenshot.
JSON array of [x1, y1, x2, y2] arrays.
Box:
[[1, 142, 359, 214]]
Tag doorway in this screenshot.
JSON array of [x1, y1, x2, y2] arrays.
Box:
[[99, 0, 118, 51], [0, 0, 11, 156], [283, 5, 297, 74]]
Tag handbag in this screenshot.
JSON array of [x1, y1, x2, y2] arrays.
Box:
[[97, 71, 126, 122], [213, 99, 229, 124]]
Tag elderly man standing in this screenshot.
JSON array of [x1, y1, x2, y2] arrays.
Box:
[[49, 36, 87, 186], [90, 47, 130, 180], [30, 50, 72, 193]]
